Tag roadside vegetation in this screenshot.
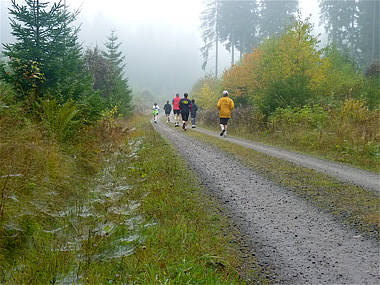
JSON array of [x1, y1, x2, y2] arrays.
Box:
[[192, 17, 380, 172], [0, 101, 258, 283], [0, 1, 259, 283], [186, 130, 380, 240]]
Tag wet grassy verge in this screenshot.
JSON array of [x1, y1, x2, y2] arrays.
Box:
[[197, 123, 380, 173], [1, 114, 266, 284], [120, 116, 267, 284], [186, 130, 380, 240]]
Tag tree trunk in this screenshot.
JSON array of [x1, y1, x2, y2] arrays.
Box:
[[371, 0, 377, 63], [215, 33, 219, 78], [231, 38, 235, 66], [215, 0, 219, 78]]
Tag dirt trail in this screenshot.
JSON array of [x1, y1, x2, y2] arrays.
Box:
[[194, 127, 380, 193], [154, 121, 380, 285]]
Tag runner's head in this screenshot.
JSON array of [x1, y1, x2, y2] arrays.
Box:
[[167, 100, 169, 104], [154, 102, 157, 106], [192, 99, 195, 103], [176, 93, 179, 97], [184, 93, 188, 98], [223, 90, 229, 97]]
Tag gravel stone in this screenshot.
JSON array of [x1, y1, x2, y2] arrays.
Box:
[[155, 121, 380, 284]]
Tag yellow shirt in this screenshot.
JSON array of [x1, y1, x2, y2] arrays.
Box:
[[217, 96, 234, 118]]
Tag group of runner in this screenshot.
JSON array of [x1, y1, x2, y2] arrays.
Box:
[[153, 90, 234, 136]]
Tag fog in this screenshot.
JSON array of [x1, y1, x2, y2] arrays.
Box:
[[1, 0, 322, 97]]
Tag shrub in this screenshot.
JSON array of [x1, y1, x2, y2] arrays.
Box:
[[334, 99, 380, 155], [269, 105, 329, 132], [39, 99, 80, 142], [362, 62, 380, 110]]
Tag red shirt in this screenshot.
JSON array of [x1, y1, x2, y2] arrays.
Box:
[[172, 96, 181, 110]]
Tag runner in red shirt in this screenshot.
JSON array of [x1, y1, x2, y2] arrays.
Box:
[[172, 93, 181, 127]]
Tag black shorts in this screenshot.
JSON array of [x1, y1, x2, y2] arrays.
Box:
[[220, 118, 229, 125], [173, 109, 180, 115], [165, 111, 171, 115], [181, 111, 190, 121]]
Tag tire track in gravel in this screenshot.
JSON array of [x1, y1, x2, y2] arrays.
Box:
[[154, 121, 380, 285], [193, 127, 380, 193]]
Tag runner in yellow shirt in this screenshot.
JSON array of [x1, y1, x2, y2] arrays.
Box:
[[217, 90, 234, 137]]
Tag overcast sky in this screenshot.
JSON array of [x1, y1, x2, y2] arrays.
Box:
[[1, 0, 322, 96]]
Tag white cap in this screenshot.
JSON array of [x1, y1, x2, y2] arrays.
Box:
[[223, 90, 229, 95]]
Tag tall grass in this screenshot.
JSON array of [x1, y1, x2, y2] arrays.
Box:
[[0, 97, 258, 283], [200, 99, 380, 172]]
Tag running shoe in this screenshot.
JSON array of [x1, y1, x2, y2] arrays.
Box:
[[220, 129, 225, 136]]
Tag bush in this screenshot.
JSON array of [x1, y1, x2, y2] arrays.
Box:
[[334, 99, 380, 155], [362, 62, 380, 110], [39, 99, 80, 142], [269, 105, 329, 132]]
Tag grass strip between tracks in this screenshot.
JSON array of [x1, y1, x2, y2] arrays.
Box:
[[185, 129, 380, 240], [114, 116, 268, 284]]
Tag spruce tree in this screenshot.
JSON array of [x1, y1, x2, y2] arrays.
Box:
[[218, 0, 259, 64], [320, 0, 379, 68], [259, 0, 298, 39], [200, 0, 219, 75], [358, 0, 380, 67], [320, 0, 360, 64], [102, 31, 132, 115], [103, 31, 126, 78], [1, 0, 87, 101]]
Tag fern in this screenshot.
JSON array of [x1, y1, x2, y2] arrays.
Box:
[[41, 100, 79, 142]]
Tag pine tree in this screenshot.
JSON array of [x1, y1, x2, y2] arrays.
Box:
[[358, 0, 380, 67], [102, 31, 132, 115], [1, 0, 86, 100], [218, 0, 259, 64], [320, 0, 379, 68], [102, 31, 126, 77], [200, 0, 219, 76], [319, 0, 360, 63], [259, 0, 298, 39], [84, 46, 114, 96]]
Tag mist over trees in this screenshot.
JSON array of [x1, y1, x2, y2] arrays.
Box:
[[1, 0, 132, 120], [320, 0, 380, 68], [201, 0, 299, 75], [201, 0, 379, 75]]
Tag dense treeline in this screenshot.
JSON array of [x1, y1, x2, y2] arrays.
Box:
[[193, 16, 380, 171], [0, 0, 132, 139], [201, 0, 379, 72]]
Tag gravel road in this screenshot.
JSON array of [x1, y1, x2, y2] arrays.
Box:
[[194, 127, 380, 193], [154, 120, 380, 285]]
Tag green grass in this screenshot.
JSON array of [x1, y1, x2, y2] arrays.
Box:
[[198, 122, 380, 173], [0, 113, 268, 284], [186, 129, 380, 240]]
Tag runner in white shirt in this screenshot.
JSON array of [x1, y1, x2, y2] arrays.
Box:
[[152, 103, 160, 123]]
